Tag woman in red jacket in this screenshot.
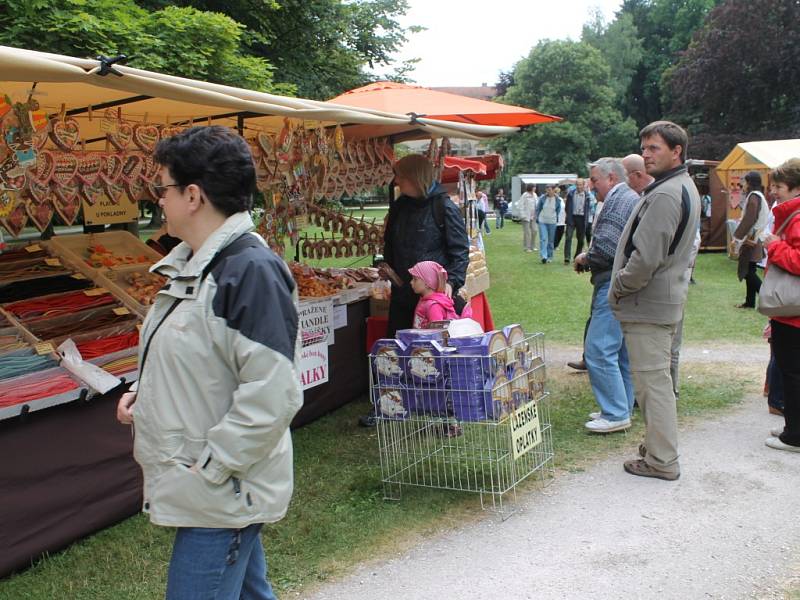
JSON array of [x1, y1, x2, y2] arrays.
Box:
[[763, 158, 800, 453]]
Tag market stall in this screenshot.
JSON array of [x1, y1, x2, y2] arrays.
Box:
[[715, 139, 800, 257], [1, 46, 530, 575]]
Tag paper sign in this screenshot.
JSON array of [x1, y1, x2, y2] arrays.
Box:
[[25, 244, 42, 253], [298, 298, 334, 346], [509, 399, 542, 460], [299, 341, 328, 390], [35, 342, 55, 355], [44, 258, 62, 267], [71, 273, 86, 280], [113, 307, 131, 316], [333, 304, 347, 330], [82, 194, 138, 225], [84, 287, 109, 296]]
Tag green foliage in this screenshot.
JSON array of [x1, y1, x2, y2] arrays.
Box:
[[493, 40, 638, 175], [582, 10, 643, 106], [0, 0, 288, 93], [666, 0, 800, 138], [135, 0, 417, 99]]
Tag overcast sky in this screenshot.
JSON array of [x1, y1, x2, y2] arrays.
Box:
[[378, 0, 624, 87]]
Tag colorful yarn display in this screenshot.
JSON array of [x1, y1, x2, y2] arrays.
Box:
[[0, 352, 57, 381], [97, 354, 138, 376], [0, 258, 69, 285], [76, 330, 139, 359], [0, 274, 93, 303], [26, 307, 137, 341], [0, 372, 79, 408], [4, 290, 116, 321]]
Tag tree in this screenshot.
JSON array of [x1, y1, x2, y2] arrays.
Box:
[[493, 40, 638, 175], [617, 0, 718, 127], [581, 10, 643, 107], [666, 0, 800, 143], [135, 0, 419, 99], [0, 0, 290, 93]]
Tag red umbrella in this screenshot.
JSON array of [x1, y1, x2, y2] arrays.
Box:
[[441, 154, 504, 183], [328, 82, 561, 128]]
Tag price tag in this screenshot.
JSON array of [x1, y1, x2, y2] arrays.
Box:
[[35, 342, 55, 355], [26, 244, 42, 253], [84, 287, 109, 296], [44, 258, 62, 267], [71, 273, 86, 280], [113, 307, 131, 316]]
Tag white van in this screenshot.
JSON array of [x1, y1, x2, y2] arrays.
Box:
[[510, 173, 577, 220]]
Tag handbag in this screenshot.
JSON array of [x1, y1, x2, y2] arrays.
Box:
[[758, 208, 800, 317]]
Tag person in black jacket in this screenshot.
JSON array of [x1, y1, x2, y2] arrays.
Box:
[[383, 154, 469, 336]]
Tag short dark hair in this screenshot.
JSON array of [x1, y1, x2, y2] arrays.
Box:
[[154, 126, 255, 216], [525, 183, 534, 192], [639, 120, 689, 162], [743, 170, 763, 191]]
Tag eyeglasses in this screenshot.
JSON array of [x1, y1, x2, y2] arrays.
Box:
[[152, 183, 182, 196]]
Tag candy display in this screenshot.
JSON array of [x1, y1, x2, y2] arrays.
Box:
[[119, 271, 166, 306], [85, 244, 151, 268], [289, 262, 378, 298]]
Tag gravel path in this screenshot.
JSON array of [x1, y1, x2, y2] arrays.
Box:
[[306, 344, 798, 600]]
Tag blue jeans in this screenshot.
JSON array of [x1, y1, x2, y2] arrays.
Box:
[[495, 209, 505, 228], [538, 222, 556, 259], [584, 280, 635, 421], [166, 524, 277, 600]]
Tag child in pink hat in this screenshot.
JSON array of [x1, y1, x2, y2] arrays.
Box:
[[408, 260, 459, 328]]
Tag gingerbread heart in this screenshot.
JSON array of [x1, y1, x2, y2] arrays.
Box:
[[54, 181, 80, 204], [124, 177, 145, 203], [27, 178, 52, 203], [25, 196, 54, 232], [133, 123, 160, 153], [53, 192, 81, 226], [101, 154, 124, 185], [121, 153, 143, 183], [103, 180, 125, 203], [160, 125, 183, 139], [81, 181, 104, 205], [53, 154, 79, 186], [49, 117, 81, 151], [144, 181, 160, 201], [30, 149, 55, 183], [142, 155, 160, 183], [0, 195, 28, 236], [0, 156, 27, 191], [107, 121, 133, 151], [77, 153, 104, 186]]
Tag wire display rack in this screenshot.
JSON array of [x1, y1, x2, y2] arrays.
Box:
[[370, 331, 553, 515]]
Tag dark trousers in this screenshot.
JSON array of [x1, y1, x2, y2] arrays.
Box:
[[564, 215, 586, 261], [768, 347, 784, 412], [387, 298, 415, 337], [744, 262, 762, 307], [772, 320, 800, 446], [554, 225, 565, 249], [586, 223, 593, 245]]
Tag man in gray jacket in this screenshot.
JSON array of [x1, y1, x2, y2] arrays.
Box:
[[610, 121, 700, 481], [117, 126, 302, 599]]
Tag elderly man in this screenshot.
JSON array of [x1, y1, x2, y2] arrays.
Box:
[[622, 154, 654, 194], [564, 178, 593, 263], [610, 121, 700, 481], [575, 158, 640, 433]]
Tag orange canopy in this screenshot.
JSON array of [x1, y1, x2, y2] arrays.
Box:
[[441, 154, 504, 183], [328, 82, 561, 128]]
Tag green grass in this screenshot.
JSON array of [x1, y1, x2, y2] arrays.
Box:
[[0, 212, 763, 598], [482, 221, 765, 344]]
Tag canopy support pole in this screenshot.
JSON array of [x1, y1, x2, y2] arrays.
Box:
[[66, 95, 152, 117]]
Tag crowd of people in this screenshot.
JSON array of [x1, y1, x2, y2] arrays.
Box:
[[109, 118, 800, 598]]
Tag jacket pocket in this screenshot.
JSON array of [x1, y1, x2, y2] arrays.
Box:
[[151, 463, 253, 522]]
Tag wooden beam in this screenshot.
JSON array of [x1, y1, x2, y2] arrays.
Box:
[[65, 95, 152, 117]]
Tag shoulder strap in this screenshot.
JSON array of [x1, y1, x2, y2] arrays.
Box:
[[139, 233, 261, 376], [775, 208, 800, 237], [625, 189, 691, 259]]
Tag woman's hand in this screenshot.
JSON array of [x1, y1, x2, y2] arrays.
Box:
[[762, 233, 780, 246], [117, 391, 136, 425]]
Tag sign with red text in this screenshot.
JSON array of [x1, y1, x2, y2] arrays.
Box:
[[299, 341, 328, 390]]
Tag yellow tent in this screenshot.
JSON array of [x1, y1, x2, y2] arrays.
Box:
[[715, 139, 800, 188]]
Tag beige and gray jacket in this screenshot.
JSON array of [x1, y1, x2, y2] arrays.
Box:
[[609, 165, 701, 325], [132, 211, 302, 529]]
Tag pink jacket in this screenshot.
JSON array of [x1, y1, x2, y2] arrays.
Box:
[[413, 292, 458, 328]]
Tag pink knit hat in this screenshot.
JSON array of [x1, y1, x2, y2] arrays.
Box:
[[408, 260, 448, 292]]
